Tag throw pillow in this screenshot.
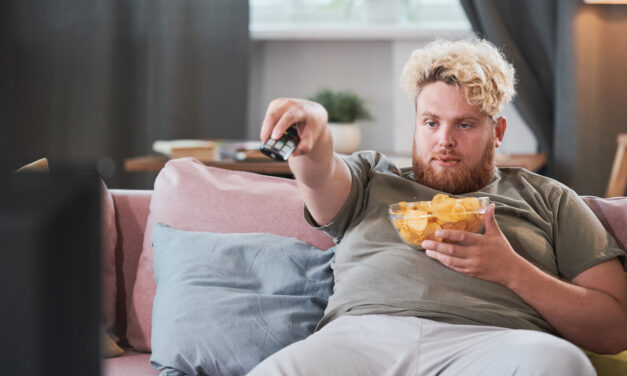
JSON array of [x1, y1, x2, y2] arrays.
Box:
[[127, 158, 335, 351], [582, 196, 627, 254], [149, 223, 335, 376]]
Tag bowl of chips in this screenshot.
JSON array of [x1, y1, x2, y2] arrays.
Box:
[[389, 194, 489, 248]]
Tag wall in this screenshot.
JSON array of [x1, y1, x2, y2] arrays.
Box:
[[565, 5, 627, 196], [247, 27, 537, 156]]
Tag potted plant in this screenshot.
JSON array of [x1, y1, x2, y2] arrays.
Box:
[[309, 88, 372, 154]]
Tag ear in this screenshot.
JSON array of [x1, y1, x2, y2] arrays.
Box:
[[494, 117, 507, 147]]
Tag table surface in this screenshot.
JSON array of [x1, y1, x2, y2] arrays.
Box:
[[124, 152, 547, 176]]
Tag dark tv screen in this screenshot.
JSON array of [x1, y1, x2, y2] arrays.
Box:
[[0, 170, 101, 375]]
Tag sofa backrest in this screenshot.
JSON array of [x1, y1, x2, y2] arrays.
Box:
[[104, 182, 627, 350], [127, 159, 337, 351], [109, 189, 152, 342], [581, 196, 627, 253]]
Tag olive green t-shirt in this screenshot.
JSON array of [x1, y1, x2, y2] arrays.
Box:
[[307, 151, 625, 334]]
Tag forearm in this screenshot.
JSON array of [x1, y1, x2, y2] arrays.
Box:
[[506, 260, 627, 354], [289, 129, 351, 226]]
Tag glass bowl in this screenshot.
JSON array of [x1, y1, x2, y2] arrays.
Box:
[[389, 195, 489, 249]]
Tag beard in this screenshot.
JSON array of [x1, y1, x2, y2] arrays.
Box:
[[412, 135, 496, 194]]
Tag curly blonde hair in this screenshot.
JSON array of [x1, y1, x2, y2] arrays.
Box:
[[400, 37, 516, 120]]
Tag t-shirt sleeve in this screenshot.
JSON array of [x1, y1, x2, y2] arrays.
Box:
[[303, 151, 384, 242], [552, 187, 626, 280]]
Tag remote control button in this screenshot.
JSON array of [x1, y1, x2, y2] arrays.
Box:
[[286, 141, 295, 148], [275, 141, 285, 149]]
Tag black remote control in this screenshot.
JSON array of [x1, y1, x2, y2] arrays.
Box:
[[259, 125, 300, 161]]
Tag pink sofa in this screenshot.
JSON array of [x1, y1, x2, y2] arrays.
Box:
[[100, 159, 627, 376], [101, 159, 335, 375], [102, 189, 157, 376]]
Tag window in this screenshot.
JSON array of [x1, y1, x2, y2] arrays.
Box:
[[250, 0, 469, 26]]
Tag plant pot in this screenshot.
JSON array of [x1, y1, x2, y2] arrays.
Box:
[[328, 122, 361, 155]]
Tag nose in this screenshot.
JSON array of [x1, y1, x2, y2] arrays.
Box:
[[438, 125, 456, 149]]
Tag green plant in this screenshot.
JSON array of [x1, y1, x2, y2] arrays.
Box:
[[309, 88, 372, 123]]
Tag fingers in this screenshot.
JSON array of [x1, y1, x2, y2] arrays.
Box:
[[483, 203, 501, 235], [424, 249, 467, 269], [260, 98, 304, 142], [274, 110, 303, 140], [260, 103, 278, 142], [291, 124, 314, 156], [423, 241, 480, 274], [260, 97, 330, 159], [422, 240, 461, 257], [422, 236, 473, 269], [432, 229, 476, 244]]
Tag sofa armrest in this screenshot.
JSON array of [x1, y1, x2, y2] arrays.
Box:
[[110, 189, 152, 341]]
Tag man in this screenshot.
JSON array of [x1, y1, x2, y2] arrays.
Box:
[[249, 38, 627, 375]]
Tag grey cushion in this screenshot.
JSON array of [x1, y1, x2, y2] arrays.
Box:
[[150, 223, 335, 376]]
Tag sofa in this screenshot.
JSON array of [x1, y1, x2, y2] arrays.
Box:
[[101, 158, 627, 376]]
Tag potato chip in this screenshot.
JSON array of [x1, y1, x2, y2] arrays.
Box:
[[389, 194, 489, 248], [460, 197, 481, 211], [404, 210, 428, 232]]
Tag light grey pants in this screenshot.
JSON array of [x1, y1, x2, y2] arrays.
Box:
[[248, 314, 595, 376]]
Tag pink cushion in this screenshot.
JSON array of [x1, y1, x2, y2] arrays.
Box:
[[582, 196, 627, 253], [100, 179, 117, 334], [126, 158, 335, 351]]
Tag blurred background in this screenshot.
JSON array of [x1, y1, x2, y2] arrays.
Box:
[[1, 0, 626, 196]]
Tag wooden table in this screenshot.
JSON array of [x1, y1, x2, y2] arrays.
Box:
[[494, 152, 547, 172], [124, 155, 294, 176], [124, 153, 547, 176]]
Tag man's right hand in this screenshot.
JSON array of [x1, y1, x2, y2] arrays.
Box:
[[260, 97, 352, 227], [260, 98, 330, 158]]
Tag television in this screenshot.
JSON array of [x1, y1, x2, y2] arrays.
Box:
[[0, 169, 101, 375]]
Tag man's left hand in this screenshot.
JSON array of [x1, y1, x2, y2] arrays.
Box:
[[421, 203, 526, 285]]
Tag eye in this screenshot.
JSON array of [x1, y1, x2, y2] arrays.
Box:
[[425, 121, 437, 128], [458, 123, 472, 129]]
